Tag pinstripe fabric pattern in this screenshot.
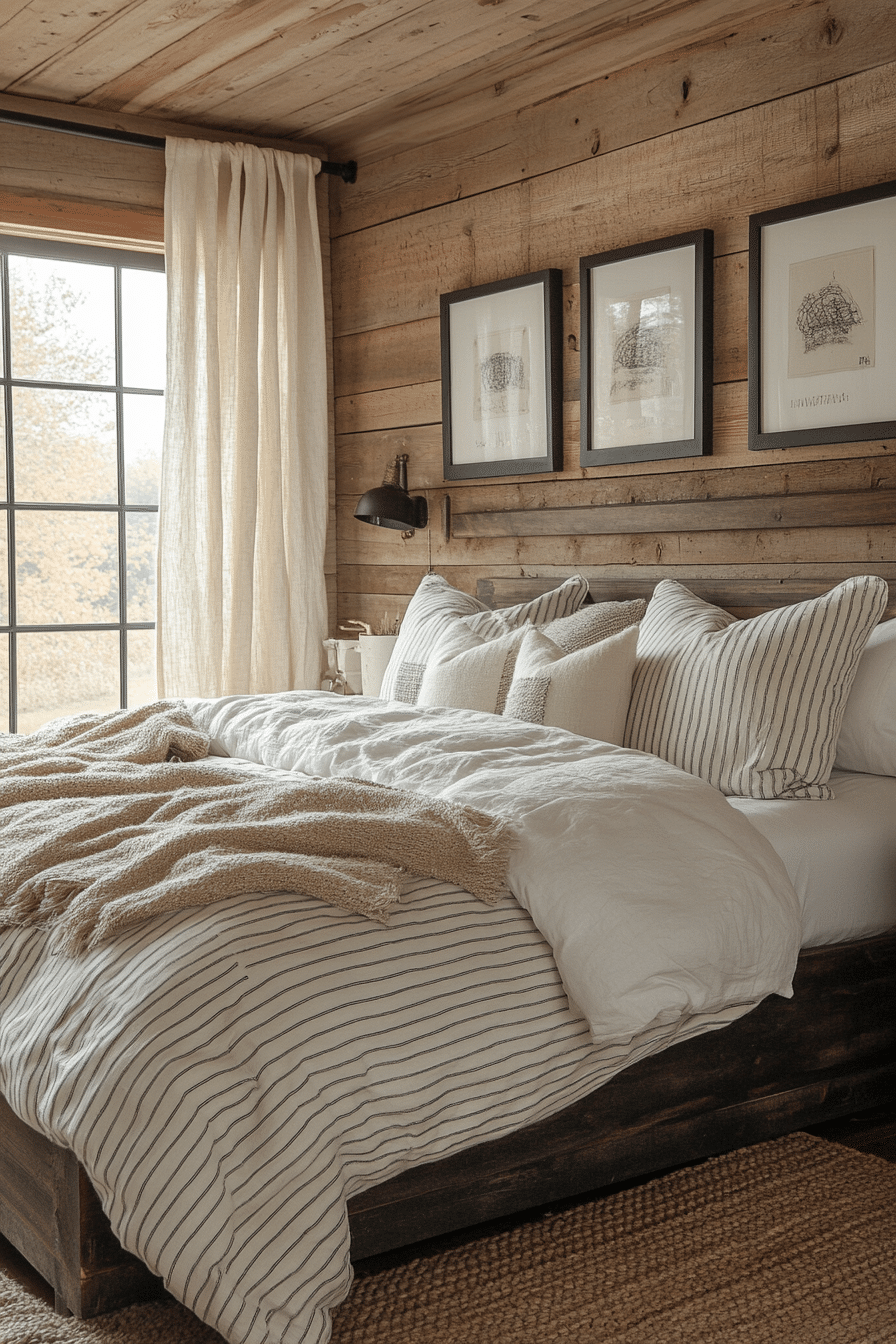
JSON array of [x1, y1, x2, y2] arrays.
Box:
[[0, 877, 751, 1344], [380, 575, 588, 704], [378, 575, 487, 703], [625, 577, 888, 799], [0, 693, 802, 1344], [463, 576, 590, 639]]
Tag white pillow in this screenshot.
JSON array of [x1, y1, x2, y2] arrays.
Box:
[[502, 624, 639, 744], [418, 628, 528, 714], [625, 576, 889, 799], [378, 574, 487, 703], [380, 573, 588, 704], [417, 597, 647, 715], [835, 616, 896, 776]]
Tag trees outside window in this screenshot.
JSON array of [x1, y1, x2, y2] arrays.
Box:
[[1, 236, 165, 732]]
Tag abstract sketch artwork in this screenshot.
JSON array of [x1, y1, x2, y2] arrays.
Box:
[[788, 246, 875, 379], [473, 325, 531, 456], [609, 288, 681, 405], [579, 231, 712, 467], [749, 180, 896, 450], [440, 269, 562, 479]]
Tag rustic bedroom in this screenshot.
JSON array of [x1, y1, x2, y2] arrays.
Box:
[[0, 1, 894, 1341]]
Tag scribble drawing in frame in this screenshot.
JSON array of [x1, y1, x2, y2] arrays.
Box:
[[788, 246, 875, 379], [440, 268, 563, 480], [579, 229, 713, 468], [748, 177, 896, 452], [472, 323, 529, 424], [609, 287, 683, 405]]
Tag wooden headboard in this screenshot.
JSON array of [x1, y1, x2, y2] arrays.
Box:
[[477, 574, 896, 622]]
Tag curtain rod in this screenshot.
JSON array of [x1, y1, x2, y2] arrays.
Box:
[[0, 108, 357, 183]]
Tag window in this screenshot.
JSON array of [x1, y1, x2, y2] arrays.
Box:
[[0, 235, 165, 733]]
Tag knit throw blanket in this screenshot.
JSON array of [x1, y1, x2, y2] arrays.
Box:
[[0, 702, 516, 954]]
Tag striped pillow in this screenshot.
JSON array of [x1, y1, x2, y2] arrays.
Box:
[[624, 576, 888, 799], [380, 574, 588, 704], [462, 576, 590, 640]]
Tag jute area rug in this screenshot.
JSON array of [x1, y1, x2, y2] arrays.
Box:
[[1, 1132, 894, 1344]]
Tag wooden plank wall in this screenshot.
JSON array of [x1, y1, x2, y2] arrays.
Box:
[[329, 0, 896, 632]]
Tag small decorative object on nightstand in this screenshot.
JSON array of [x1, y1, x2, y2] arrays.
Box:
[[321, 638, 363, 694], [341, 617, 401, 696]]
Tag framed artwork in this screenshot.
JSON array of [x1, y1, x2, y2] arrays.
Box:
[[580, 230, 713, 467], [748, 178, 896, 451], [440, 269, 563, 480]]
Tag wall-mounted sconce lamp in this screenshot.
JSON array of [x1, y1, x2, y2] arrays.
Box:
[[354, 454, 428, 535]]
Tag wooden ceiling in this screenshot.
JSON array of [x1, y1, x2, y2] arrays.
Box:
[[0, 0, 790, 164]]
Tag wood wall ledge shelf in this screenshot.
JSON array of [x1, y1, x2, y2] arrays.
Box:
[[450, 488, 896, 539], [478, 572, 896, 622]]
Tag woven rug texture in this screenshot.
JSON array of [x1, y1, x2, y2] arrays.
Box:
[[1, 1133, 894, 1344]]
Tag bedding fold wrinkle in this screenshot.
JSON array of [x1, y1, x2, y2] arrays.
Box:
[[0, 703, 516, 952]]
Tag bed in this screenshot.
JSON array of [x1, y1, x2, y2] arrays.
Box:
[[0, 571, 894, 1344]]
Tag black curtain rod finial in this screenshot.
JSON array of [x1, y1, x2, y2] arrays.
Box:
[[319, 158, 357, 184]]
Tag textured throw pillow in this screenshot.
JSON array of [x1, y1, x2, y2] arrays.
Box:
[[835, 615, 896, 776], [416, 597, 647, 715], [625, 576, 888, 799], [380, 574, 589, 704], [503, 624, 639, 744], [418, 627, 528, 714], [542, 597, 646, 652]]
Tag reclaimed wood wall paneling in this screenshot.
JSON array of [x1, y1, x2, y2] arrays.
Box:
[[332, 13, 896, 633]]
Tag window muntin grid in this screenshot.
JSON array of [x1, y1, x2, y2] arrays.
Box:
[[0, 235, 165, 732]]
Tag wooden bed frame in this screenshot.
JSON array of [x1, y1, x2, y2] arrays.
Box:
[[1, 574, 894, 1317]]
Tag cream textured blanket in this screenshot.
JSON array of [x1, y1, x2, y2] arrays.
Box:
[[0, 702, 516, 953]]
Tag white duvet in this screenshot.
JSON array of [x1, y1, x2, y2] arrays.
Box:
[[196, 692, 800, 1044], [0, 692, 801, 1344]]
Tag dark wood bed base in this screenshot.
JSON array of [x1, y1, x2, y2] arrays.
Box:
[[1, 933, 894, 1315], [1, 572, 894, 1316]]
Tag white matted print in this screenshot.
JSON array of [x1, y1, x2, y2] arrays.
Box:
[[749, 181, 896, 449], [580, 231, 713, 467], [440, 270, 562, 480], [473, 323, 531, 440], [788, 246, 875, 379]]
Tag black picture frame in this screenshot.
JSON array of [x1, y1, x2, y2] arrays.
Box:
[[748, 178, 896, 452], [580, 229, 713, 468], [440, 269, 563, 480]]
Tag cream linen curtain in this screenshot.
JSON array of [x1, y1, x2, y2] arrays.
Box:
[[157, 137, 329, 698]]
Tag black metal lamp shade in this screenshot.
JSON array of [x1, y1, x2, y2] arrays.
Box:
[[354, 454, 428, 532]]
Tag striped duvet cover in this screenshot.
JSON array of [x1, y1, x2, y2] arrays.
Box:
[[0, 693, 802, 1344]]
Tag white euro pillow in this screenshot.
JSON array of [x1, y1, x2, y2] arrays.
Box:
[[377, 573, 487, 703], [835, 616, 896, 776], [503, 623, 639, 744]]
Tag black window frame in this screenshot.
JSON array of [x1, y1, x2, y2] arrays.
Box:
[[0, 233, 165, 732]]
